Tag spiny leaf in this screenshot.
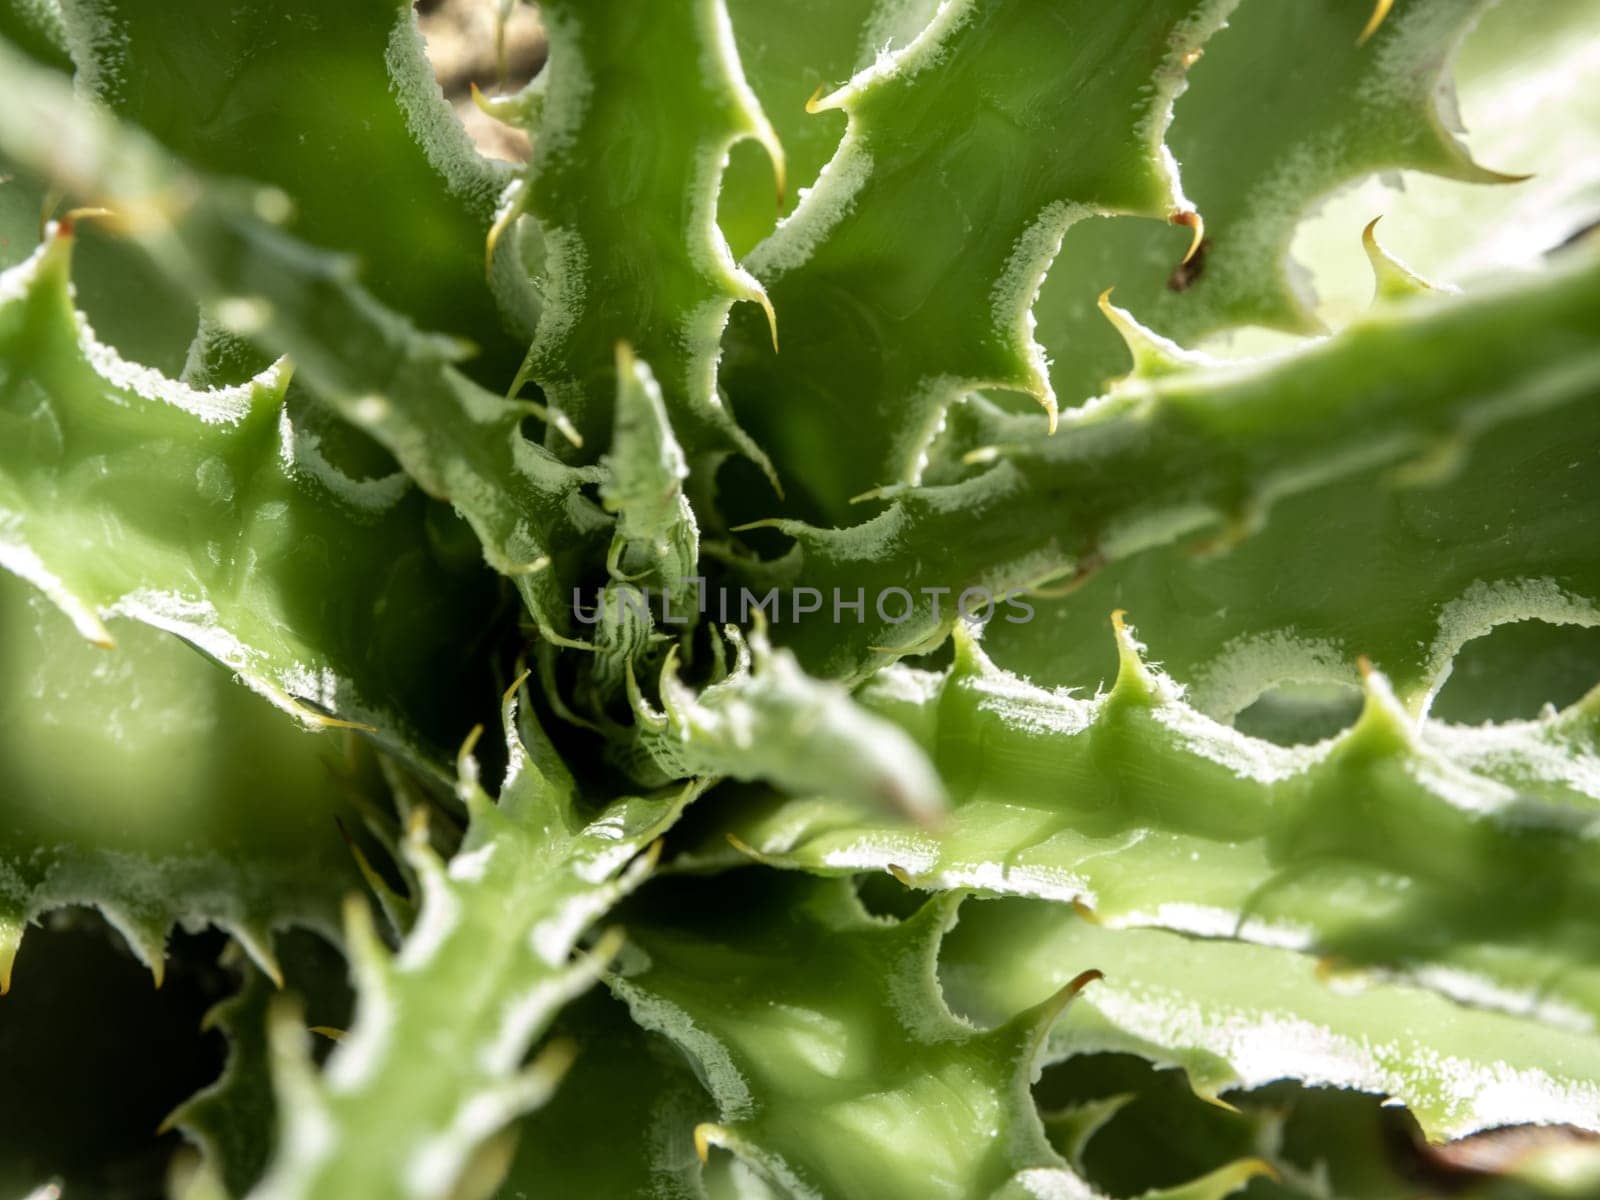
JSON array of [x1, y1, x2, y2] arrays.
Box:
[[625, 624, 946, 822], [602, 344, 700, 606], [248, 684, 692, 1200], [612, 871, 1265, 1200], [748, 248, 1600, 687], [57, 0, 529, 369], [978, 264, 1600, 715], [685, 622, 1600, 1032], [721, 0, 1234, 519], [0, 45, 612, 640], [0, 572, 374, 989], [505, 0, 781, 472], [1033, 0, 1507, 408], [944, 896, 1600, 1144], [0, 224, 500, 764], [168, 936, 353, 1198]]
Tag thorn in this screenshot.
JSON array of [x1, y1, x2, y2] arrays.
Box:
[[1362, 216, 1446, 302], [693, 1123, 720, 1164], [309, 1025, 346, 1042], [1023, 968, 1104, 1053], [1109, 610, 1161, 704], [1196, 1089, 1242, 1114], [1070, 898, 1099, 924], [1180, 47, 1204, 68], [528, 1034, 579, 1088], [335, 818, 410, 939], [57, 206, 116, 238], [1348, 656, 1419, 754], [0, 917, 20, 994], [887, 864, 914, 886], [1171, 210, 1205, 265], [762, 126, 788, 215], [586, 926, 628, 973], [755, 286, 779, 353], [848, 485, 894, 505], [457, 723, 486, 788], [804, 83, 828, 115], [638, 838, 665, 875], [484, 177, 527, 278], [1096, 287, 1202, 380], [292, 706, 378, 735], [229, 925, 285, 989], [404, 804, 431, 847], [728, 517, 787, 533], [501, 668, 533, 710], [1357, 0, 1394, 45], [725, 832, 764, 862]]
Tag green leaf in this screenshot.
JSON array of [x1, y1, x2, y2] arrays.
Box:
[[0, 225, 501, 764], [686, 622, 1600, 1030], [751, 250, 1600, 689], [721, 0, 1234, 520], [1033, 0, 1506, 408], [980, 340, 1600, 716], [506, 0, 782, 470], [941, 896, 1600, 1142], [0, 44, 612, 640], [57, 0, 528, 374], [602, 344, 700, 606], [613, 870, 1267, 1200], [0, 570, 373, 988], [610, 871, 1100, 1200], [625, 625, 946, 821], [249, 684, 692, 1200]]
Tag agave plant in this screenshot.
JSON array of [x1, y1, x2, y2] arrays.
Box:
[[2, 0, 1599, 1196]]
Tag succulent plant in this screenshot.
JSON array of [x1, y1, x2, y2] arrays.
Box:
[[1, 0, 1599, 1197]]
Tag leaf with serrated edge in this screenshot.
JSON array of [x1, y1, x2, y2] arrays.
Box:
[[683, 621, 1600, 1033], [721, 0, 1235, 520], [613, 871, 1262, 1200], [942, 897, 1600, 1143], [0, 225, 497, 765], [508, 0, 781, 472], [744, 251, 1600, 689], [0, 571, 367, 990], [248, 683, 692, 1200], [0, 46, 611, 641], [1033, 0, 1507, 409]]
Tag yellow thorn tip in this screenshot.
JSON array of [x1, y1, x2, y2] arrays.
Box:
[[1171, 210, 1205, 265], [1358, 0, 1394, 45]]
